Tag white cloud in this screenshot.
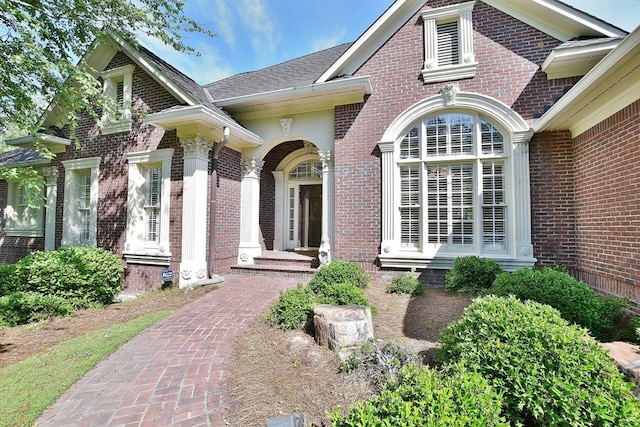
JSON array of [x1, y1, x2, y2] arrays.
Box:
[[207, 0, 237, 48], [237, 0, 279, 56], [137, 33, 233, 84], [311, 30, 348, 53]]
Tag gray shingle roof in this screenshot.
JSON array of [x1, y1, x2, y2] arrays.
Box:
[[204, 42, 352, 101], [138, 46, 214, 108], [0, 147, 46, 167]]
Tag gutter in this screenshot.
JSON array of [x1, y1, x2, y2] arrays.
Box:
[[208, 126, 230, 278]]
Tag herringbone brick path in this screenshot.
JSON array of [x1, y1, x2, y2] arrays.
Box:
[[37, 275, 300, 427]]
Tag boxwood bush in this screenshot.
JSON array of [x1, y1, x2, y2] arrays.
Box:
[[13, 246, 124, 305], [266, 284, 317, 331], [445, 256, 503, 294], [308, 260, 370, 294], [0, 291, 85, 326], [439, 295, 640, 426], [331, 362, 507, 426], [0, 264, 17, 297], [485, 267, 627, 341], [386, 271, 425, 296]]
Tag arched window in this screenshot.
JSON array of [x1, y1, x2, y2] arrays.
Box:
[[397, 112, 508, 255]]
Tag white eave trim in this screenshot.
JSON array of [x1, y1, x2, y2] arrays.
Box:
[[541, 39, 620, 79], [318, 0, 425, 82], [534, 27, 640, 137], [144, 104, 263, 148], [482, 0, 627, 41], [8, 134, 72, 154]]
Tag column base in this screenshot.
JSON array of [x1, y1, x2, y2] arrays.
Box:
[[179, 261, 208, 288], [237, 245, 262, 265], [318, 238, 332, 265]]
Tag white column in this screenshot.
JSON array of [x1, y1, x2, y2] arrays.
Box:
[[272, 170, 284, 251], [238, 156, 264, 264], [512, 131, 535, 263], [378, 141, 395, 255], [43, 167, 58, 251], [179, 135, 213, 287], [318, 151, 334, 265]]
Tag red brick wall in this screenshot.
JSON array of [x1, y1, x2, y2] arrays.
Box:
[[333, 0, 577, 274], [529, 131, 576, 267], [212, 146, 243, 273], [571, 100, 640, 301]]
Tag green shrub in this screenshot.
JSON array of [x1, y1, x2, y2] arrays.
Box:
[[0, 291, 85, 326], [387, 271, 425, 296], [266, 284, 317, 331], [331, 362, 507, 426], [0, 264, 17, 297], [13, 246, 123, 305], [308, 260, 370, 294], [315, 281, 369, 306], [486, 267, 627, 341], [439, 295, 640, 426], [445, 256, 503, 294]]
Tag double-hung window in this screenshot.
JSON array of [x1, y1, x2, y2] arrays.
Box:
[[61, 157, 100, 247], [123, 148, 173, 265], [396, 113, 508, 257], [4, 180, 44, 237], [100, 64, 135, 134]]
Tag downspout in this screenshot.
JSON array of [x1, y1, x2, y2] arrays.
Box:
[[208, 126, 230, 278]]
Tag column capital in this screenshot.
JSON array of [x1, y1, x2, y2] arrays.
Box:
[[318, 150, 333, 171], [181, 134, 214, 158], [241, 157, 264, 179], [43, 166, 59, 185]]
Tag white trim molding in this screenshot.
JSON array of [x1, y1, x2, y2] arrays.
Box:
[[123, 148, 174, 266], [101, 64, 135, 135]]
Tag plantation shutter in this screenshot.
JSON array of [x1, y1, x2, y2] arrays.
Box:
[[437, 21, 459, 66], [482, 161, 506, 250], [78, 172, 92, 244], [145, 167, 162, 243], [400, 165, 420, 248]]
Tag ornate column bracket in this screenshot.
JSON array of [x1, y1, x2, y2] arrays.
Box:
[[181, 134, 214, 158], [241, 157, 264, 179], [43, 166, 59, 185], [318, 150, 333, 172]]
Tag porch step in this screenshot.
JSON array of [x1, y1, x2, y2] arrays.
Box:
[[229, 250, 318, 278]]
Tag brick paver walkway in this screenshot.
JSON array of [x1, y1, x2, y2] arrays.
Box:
[[37, 274, 301, 427]]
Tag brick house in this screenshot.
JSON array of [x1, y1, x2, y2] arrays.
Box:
[[2, 0, 639, 300]]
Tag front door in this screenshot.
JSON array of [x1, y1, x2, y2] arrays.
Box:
[[298, 184, 322, 248]]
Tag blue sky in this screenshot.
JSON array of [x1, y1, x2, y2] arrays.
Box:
[[140, 0, 640, 85]]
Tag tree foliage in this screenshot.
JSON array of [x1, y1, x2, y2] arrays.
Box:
[[0, 0, 213, 138]]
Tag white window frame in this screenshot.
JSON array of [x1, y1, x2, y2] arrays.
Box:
[[123, 148, 173, 265], [61, 157, 100, 247], [378, 91, 535, 271], [101, 64, 135, 135], [4, 179, 44, 237], [421, 1, 477, 83]]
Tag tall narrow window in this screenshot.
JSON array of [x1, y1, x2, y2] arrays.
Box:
[[101, 64, 135, 134], [400, 165, 420, 248], [145, 167, 162, 243], [77, 172, 92, 245], [123, 149, 173, 265]]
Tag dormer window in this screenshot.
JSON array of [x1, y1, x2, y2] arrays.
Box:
[[421, 1, 477, 84], [100, 64, 135, 134]]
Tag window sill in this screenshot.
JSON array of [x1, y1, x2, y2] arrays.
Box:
[[5, 228, 44, 237], [378, 251, 535, 271], [421, 62, 478, 84], [101, 120, 132, 135], [123, 250, 171, 266]]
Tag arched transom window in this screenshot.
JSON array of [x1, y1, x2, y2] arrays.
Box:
[[396, 112, 509, 255]]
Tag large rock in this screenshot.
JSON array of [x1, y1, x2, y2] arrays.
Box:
[[602, 341, 640, 390], [313, 305, 374, 354]]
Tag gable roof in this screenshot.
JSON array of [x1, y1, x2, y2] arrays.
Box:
[[318, 0, 628, 83], [204, 43, 352, 101]]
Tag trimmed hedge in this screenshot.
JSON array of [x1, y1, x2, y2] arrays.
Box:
[[331, 362, 507, 426], [13, 246, 123, 305], [485, 267, 627, 340], [0, 264, 17, 297], [439, 295, 640, 426], [308, 260, 370, 293], [445, 256, 503, 294], [386, 271, 425, 296], [0, 291, 85, 327]]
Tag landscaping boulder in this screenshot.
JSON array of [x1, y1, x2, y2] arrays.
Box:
[[313, 305, 373, 356], [602, 341, 640, 391]]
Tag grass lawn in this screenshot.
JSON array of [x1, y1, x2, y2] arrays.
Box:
[[0, 310, 171, 426]]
